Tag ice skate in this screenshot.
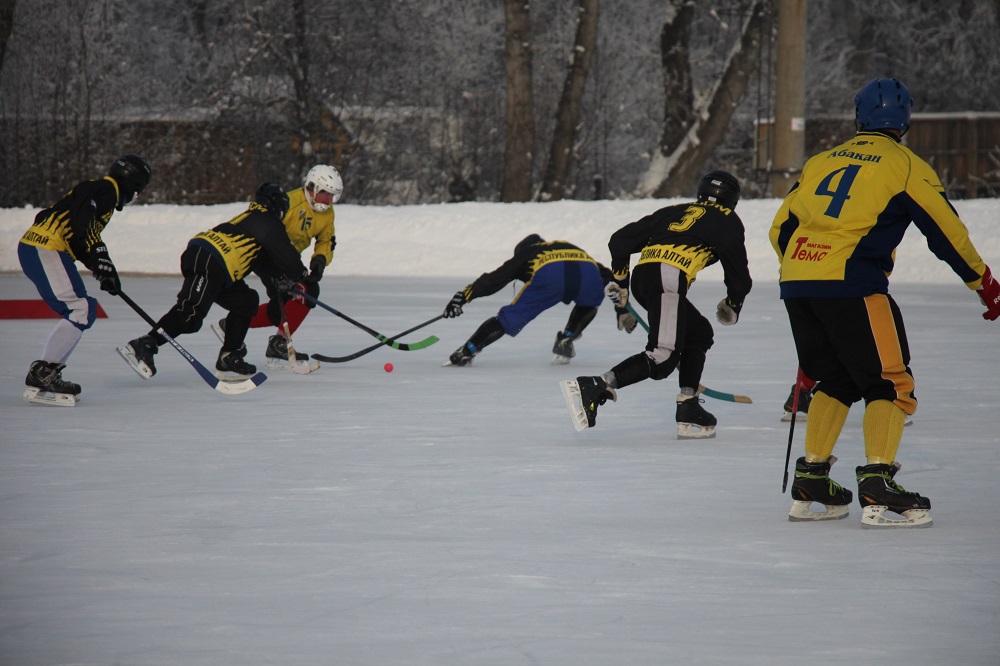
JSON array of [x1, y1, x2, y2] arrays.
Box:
[[856, 462, 932, 528], [216, 347, 257, 381], [788, 456, 852, 521], [560, 376, 616, 431], [117, 335, 159, 379], [211, 317, 227, 343], [265, 334, 319, 373], [676, 394, 716, 439], [551, 331, 576, 365], [23, 360, 81, 406], [443, 342, 476, 367], [780, 384, 812, 422]]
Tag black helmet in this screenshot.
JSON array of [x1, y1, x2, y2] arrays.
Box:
[[254, 182, 290, 219], [696, 170, 740, 209], [108, 154, 151, 210], [515, 234, 544, 255]]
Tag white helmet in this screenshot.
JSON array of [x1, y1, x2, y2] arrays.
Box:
[[303, 164, 343, 212]]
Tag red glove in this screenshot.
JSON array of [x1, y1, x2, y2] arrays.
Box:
[[978, 266, 1000, 321]]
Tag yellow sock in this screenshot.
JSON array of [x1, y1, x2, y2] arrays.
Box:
[[863, 399, 906, 464], [803, 392, 850, 462]]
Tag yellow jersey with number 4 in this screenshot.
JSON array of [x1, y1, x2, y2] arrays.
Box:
[[770, 131, 986, 298]]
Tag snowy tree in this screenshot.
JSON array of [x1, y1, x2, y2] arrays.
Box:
[[538, 0, 599, 202], [636, 0, 769, 198]]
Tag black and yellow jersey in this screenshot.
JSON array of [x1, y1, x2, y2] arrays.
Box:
[[608, 200, 752, 306], [19, 176, 122, 268], [283, 187, 335, 266], [190, 202, 308, 283], [464, 236, 611, 301], [770, 131, 987, 298]]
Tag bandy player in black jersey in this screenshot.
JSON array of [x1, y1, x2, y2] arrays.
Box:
[[562, 170, 752, 439]]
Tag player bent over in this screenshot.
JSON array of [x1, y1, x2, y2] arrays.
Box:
[[442, 235, 621, 366], [117, 184, 308, 382], [213, 165, 342, 370], [17, 155, 151, 405], [562, 171, 752, 439]]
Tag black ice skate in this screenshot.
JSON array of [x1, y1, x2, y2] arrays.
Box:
[[676, 394, 717, 439], [216, 347, 257, 380], [781, 384, 812, 422], [210, 317, 227, 343], [856, 462, 932, 528], [117, 335, 159, 379], [551, 331, 576, 365], [560, 375, 616, 431], [265, 334, 319, 373], [788, 456, 852, 521], [23, 360, 81, 406], [445, 343, 476, 367]]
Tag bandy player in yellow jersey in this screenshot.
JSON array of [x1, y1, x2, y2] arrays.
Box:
[[770, 78, 1000, 528], [213, 165, 342, 370]]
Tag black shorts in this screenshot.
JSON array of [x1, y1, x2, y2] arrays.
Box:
[[784, 294, 916, 413]]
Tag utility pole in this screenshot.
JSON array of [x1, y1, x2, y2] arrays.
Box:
[[769, 0, 806, 198]]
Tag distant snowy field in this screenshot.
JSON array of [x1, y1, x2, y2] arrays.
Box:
[[2, 197, 999, 283]]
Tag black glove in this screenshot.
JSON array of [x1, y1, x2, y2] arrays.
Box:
[[307, 255, 326, 283], [716, 297, 742, 326], [443, 290, 467, 318], [274, 276, 298, 295], [90, 243, 121, 296]]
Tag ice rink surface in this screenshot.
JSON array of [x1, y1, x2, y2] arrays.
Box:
[[2, 273, 999, 665]]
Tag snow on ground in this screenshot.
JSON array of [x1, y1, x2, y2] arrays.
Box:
[[1, 197, 999, 665]]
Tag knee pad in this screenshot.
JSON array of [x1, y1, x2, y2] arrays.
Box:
[[648, 351, 680, 380], [63, 295, 99, 331], [182, 318, 204, 334]]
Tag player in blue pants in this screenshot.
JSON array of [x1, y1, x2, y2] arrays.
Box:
[[442, 234, 632, 366]]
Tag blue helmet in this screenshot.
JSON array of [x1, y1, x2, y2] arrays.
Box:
[[854, 78, 912, 133]]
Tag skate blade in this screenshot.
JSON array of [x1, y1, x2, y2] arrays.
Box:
[[211, 321, 225, 343], [23, 387, 78, 406], [559, 380, 590, 432], [550, 354, 571, 365], [265, 357, 320, 374], [677, 423, 716, 439], [442, 358, 473, 367], [116, 345, 154, 379], [215, 369, 255, 381], [860, 505, 933, 528], [780, 411, 807, 423], [788, 500, 849, 522]]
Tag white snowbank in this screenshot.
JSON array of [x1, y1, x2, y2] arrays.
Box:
[[1, 198, 997, 283]]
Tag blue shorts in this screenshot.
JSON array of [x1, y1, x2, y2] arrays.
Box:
[[497, 261, 604, 336], [18, 243, 98, 331]]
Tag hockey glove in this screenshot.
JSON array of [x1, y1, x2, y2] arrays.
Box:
[[444, 290, 467, 318], [615, 306, 637, 333], [716, 297, 741, 326], [273, 276, 308, 304], [90, 243, 121, 295], [306, 255, 326, 283], [977, 265, 1000, 321], [604, 282, 629, 308]]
